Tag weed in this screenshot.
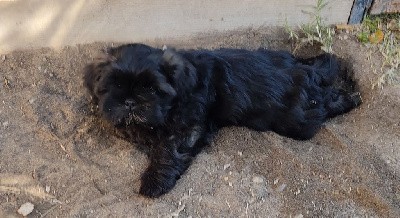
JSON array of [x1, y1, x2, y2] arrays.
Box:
[[285, 0, 335, 53], [359, 14, 400, 88]]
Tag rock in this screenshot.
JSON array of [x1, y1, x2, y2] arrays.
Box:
[[2, 121, 9, 127], [29, 98, 36, 104], [294, 214, 303, 218], [252, 176, 264, 183], [17, 202, 34, 216], [276, 183, 287, 192], [223, 163, 231, 170], [1, 55, 5, 61], [45, 185, 51, 193], [251, 175, 268, 199]]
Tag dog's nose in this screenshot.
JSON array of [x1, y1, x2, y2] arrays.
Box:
[[125, 99, 135, 108]]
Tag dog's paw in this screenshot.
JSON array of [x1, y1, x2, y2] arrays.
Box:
[[139, 168, 179, 198], [350, 92, 362, 106]]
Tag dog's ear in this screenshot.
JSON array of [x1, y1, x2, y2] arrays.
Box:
[[161, 49, 197, 92], [83, 63, 97, 97], [83, 64, 109, 102], [83, 50, 117, 99]]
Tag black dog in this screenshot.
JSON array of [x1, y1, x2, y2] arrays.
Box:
[[83, 43, 361, 197]]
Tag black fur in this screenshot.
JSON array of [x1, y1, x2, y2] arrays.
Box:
[[83, 43, 361, 197]]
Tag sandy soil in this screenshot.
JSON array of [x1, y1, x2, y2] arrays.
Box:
[[0, 28, 399, 217]]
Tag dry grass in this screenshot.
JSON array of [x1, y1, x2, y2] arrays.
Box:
[[285, 1, 400, 89], [357, 14, 400, 88], [285, 0, 335, 53]]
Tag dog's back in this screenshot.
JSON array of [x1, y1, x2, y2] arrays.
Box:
[[182, 48, 360, 140]]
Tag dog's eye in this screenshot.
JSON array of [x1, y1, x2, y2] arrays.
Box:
[[97, 88, 108, 95], [149, 87, 156, 95], [136, 95, 147, 101]]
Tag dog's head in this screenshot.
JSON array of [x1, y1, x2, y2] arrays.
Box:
[[83, 43, 197, 128]]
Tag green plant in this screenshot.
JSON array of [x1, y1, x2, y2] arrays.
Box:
[[285, 0, 335, 53], [357, 31, 369, 43], [359, 14, 400, 88]]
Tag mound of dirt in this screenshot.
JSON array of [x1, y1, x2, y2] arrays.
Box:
[[0, 28, 399, 217]]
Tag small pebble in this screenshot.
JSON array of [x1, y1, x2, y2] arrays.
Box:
[[45, 185, 51, 193], [252, 176, 264, 183], [294, 214, 303, 218], [17, 202, 34, 216], [29, 98, 36, 104], [1, 55, 5, 61], [2, 121, 9, 127], [223, 163, 231, 170], [237, 151, 243, 156], [276, 183, 287, 192], [251, 176, 268, 199]]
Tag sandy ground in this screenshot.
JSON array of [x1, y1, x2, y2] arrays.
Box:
[[0, 28, 399, 217]]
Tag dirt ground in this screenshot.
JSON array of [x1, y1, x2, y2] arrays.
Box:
[[0, 28, 399, 217]]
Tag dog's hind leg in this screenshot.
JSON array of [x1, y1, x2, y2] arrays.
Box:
[[324, 88, 362, 118]]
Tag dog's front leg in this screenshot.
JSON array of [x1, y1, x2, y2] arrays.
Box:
[[139, 137, 192, 198]]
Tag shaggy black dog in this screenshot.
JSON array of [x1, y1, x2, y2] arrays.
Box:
[[83, 43, 361, 197]]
